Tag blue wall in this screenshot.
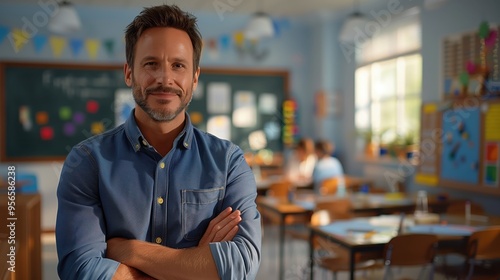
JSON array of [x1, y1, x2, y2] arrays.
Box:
[[2, 0, 500, 228]]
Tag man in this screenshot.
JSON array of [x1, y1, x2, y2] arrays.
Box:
[[56, 5, 261, 279]]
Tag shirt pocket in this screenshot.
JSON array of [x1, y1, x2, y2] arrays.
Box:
[[182, 187, 224, 241]]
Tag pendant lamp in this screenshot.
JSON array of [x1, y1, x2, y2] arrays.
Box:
[[339, 0, 369, 43], [48, 1, 82, 34]]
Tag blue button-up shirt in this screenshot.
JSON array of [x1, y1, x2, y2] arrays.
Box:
[[56, 111, 261, 279]]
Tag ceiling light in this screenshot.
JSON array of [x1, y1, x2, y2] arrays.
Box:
[[339, 11, 369, 43], [245, 12, 275, 40], [48, 1, 82, 34]]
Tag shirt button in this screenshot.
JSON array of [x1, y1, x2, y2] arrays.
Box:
[[183, 142, 189, 148], [155, 237, 162, 244], [157, 197, 164, 205], [142, 139, 148, 146], [135, 144, 140, 150], [160, 162, 165, 169]]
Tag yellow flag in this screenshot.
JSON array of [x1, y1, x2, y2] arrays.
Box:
[[49, 36, 66, 57], [233, 31, 244, 47], [10, 28, 30, 53], [85, 39, 100, 59]]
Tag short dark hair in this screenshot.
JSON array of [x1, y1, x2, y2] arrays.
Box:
[[124, 5, 202, 73], [315, 140, 334, 157]]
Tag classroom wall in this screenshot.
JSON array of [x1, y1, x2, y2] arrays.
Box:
[[333, 0, 500, 215], [0, 2, 317, 230]]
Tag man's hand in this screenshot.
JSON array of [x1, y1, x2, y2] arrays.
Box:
[[199, 207, 241, 246]]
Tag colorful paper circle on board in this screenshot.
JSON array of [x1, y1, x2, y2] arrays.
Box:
[[73, 112, 85, 124], [59, 106, 72, 120], [91, 122, 105, 135], [87, 100, 99, 114], [36, 111, 49, 125], [40, 126, 54, 140], [63, 122, 76, 136], [190, 112, 203, 125]]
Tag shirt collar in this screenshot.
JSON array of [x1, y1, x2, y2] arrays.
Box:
[[124, 109, 194, 152]]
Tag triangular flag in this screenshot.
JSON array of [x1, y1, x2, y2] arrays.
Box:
[[85, 39, 100, 59], [233, 31, 244, 47], [103, 39, 114, 56], [219, 35, 230, 50], [0, 26, 9, 45], [69, 38, 84, 56], [10, 28, 30, 53], [32, 34, 48, 53], [49, 36, 66, 57]]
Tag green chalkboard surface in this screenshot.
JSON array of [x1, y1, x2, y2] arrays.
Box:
[[1, 62, 288, 162], [1, 62, 126, 162]]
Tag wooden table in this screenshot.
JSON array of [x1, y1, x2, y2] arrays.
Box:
[[257, 193, 451, 280], [308, 214, 500, 280]]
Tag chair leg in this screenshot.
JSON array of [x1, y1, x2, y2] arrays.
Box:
[[383, 265, 392, 280]]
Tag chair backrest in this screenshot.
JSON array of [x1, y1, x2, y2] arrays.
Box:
[[266, 180, 291, 198], [446, 200, 485, 215], [384, 233, 438, 266], [466, 226, 500, 261], [320, 177, 340, 195], [315, 198, 353, 220]]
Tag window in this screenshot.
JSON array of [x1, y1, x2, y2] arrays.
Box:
[[355, 10, 421, 148]]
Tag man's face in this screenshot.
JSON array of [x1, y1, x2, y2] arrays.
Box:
[[124, 27, 200, 122]]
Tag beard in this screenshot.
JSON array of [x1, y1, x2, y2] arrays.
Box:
[[132, 79, 193, 122]]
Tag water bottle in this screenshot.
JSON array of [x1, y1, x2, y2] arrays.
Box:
[[415, 190, 428, 216], [336, 176, 346, 197]]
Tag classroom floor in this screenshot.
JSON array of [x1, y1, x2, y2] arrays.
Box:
[[42, 224, 449, 280]]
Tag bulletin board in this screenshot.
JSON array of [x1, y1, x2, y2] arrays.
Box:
[[1, 62, 289, 162], [416, 98, 500, 196]]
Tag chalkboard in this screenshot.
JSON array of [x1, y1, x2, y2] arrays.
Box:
[[189, 69, 288, 153], [1, 62, 127, 162], [1, 62, 288, 162]]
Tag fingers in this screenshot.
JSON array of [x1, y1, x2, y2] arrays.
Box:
[[199, 207, 242, 246]]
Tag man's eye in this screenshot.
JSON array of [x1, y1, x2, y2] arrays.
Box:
[[145, 62, 157, 66], [174, 63, 184, 68]]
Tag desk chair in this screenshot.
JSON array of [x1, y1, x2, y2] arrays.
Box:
[[311, 199, 382, 279], [437, 226, 500, 280], [382, 233, 438, 280], [446, 200, 485, 216]]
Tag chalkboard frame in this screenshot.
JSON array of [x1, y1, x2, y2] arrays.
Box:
[[1, 61, 290, 162]]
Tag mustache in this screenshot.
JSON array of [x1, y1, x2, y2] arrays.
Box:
[[145, 86, 182, 96]]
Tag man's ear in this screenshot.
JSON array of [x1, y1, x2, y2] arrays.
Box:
[[124, 63, 132, 87], [192, 67, 200, 92]]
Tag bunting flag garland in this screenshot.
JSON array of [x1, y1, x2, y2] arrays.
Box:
[[85, 39, 100, 59], [0, 26, 9, 45], [0, 15, 291, 59], [69, 38, 84, 56], [103, 39, 115, 56], [49, 36, 66, 57], [32, 34, 48, 53], [11, 28, 30, 53]]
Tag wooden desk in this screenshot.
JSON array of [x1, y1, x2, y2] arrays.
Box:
[[0, 194, 41, 280], [308, 214, 500, 280]]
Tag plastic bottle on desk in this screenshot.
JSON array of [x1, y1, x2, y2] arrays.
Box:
[[336, 175, 346, 197], [415, 190, 428, 216]]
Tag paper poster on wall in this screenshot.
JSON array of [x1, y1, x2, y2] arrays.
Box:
[[440, 106, 480, 184], [207, 115, 231, 140], [233, 91, 256, 128], [115, 89, 134, 126], [484, 103, 500, 141], [259, 93, 277, 114], [207, 82, 231, 114], [484, 142, 499, 186]]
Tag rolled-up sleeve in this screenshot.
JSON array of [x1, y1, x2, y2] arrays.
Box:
[[56, 145, 119, 280], [209, 145, 261, 279]]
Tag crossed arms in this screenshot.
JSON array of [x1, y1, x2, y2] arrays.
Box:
[[109, 207, 241, 280]]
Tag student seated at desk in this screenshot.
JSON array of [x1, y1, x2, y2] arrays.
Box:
[[312, 139, 344, 194], [285, 137, 316, 184]]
